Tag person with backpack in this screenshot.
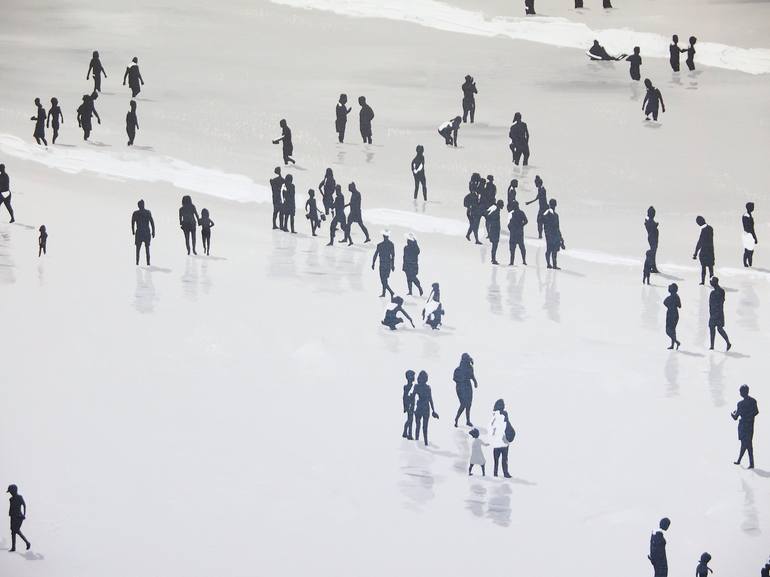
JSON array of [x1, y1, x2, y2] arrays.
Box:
[[489, 399, 514, 478]]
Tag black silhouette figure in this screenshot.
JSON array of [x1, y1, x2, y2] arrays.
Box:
[[327, 185, 350, 246], [663, 283, 681, 350], [31, 98, 48, 146], [488, 199, 504, 265], [87, 50, 107, 93], [411, 145, 427, 200], [403, 233, 423, 296], [46, 97, 63, 144], [38, 225, 47, 257], [0, 164, 16, 223], [422, 282, 444, 330], [123, 57, 144, 97], [480, 175, 497, 238], [524, 0, 536, 15], [270, 167, 284, 229], [526, 177, 547, 238], [272, 119, 295, 165], [126, 100, 139, 146], [382, 295, 415, 330], [6, 484, 30, 552], [603, 0, 612, 7], [685, 36, 697, 71], [402, 370, 416, 439], [413, 370, 439, 446], [335, 94, 351, 143], [648, 518, 670, 577], [179, 195, 200, 255], [346, 182, 370, 244], [281, 174, 296, 233], [453, 353, 478, 427], [742, 202, 758, 267], [645, 206, 660, 273], [132, 199, 155, 265], [372, 231, 396, 297], [643, 79, 665, 121], [438, 116, 461, 147], [627, 47, 642, 81], [762, 559, 770, 577], [461, 75, 477, 123], [708, 277, 731, 351], [464, 175, 482, 244], [575, 0, 583, 7], [305, 190, 321, 236], [588, 39, 616, 61], [506, 178, 518, 210], [358, 96, 374, 144], [732, 384, 758, 469], [199, 208, 214, 255], [509, 112, 530, 165], [76, 94, 101, 141], [319, 168, 336, 216], [468, 428, 488, 476], [693, 216, 715, 284], [669, 35, 685, 72], [695, 553, 712, 577], [490, 399, 512, 478], [643, 249, 654, 284], [543, 198, 565, 269], [508, 200, 528, 265]]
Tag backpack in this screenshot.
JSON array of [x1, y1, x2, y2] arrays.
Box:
[[504, 418, 516, 443]]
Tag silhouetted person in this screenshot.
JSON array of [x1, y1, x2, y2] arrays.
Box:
[[7, 484, 30, 552], [543, 198, 565, 269], [468, 428, 488, 476], [382, 295, 414, 330], [693, 215, 714, 284], [358, 96, 374, 144], [38, 225, 47, 257], [732, 384, 758, 469], [47, 97, 63, 144], [270, 167, 284, 229], [126, 100, 139, 146], [453, 353, 478, 427], [281, 174, 296, 233], [648, 518, 670, 577], [461, 75, 477, 123], [480, 175, 497, 235], [372, 231, 396, 297], [708, 277, 731, 351], [132, 199, 155, 265], [87, 50, 107, 93], [589, 39, 614, 61], [669, 35, 685, 72], [272, 119, 295, 165], [438, 116, 461, 146], [346, 182, 370, 244], [422, 282, 444, 330], [643, 79, 665, 121], [506, 178, 518, 210], [76, 94, 100, 141], [627, 46, 642, 81], [411, 145, 427, 200], [318, 168, 336, 215], [509, 112, 530, 165], [526, 179, 547, 238], [0, 164, 15, 223], [335, 93, 351, 143], [179, 195, 200, 254], [575, 0, 583, 7], [645, 206, 660, 273], [402, 370, 416, 439], [643, 249, 654, 284], [695, 553, 712, 577], [123, 57, 144, 97], [603, 0, 612, 7], [663, 283, 681, 350], [305, 189, 321, 236], [685, 36, 697, 71], [488, 199, 504, 265], [31, 98, 47, 146], [327, 185, 349, 245], [524, 0, 536, 15], [199, 208, 214, 255], [490, 399, 512, 477], [403, 233, 423, 296], [508, 200, 528, 265], [413, 370, 439, 446], [742, 202, 757, 267], [464, 185, 482, 244]]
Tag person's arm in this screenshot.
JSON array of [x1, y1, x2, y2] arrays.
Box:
[[179, 207, 184, 226], [20, 496, 26, 518], [59, 109, 64, 124], [522, 213, 529, 226], [93, 106, 101, 124], [400, 306, 415, 327], [693, 233, 702, 259], [194, 207, 200, 224], [87, 61, 93, 79], [209, 219, 215, 228], [46, 109, 52, 127], [102, 65, 107, 78], [132, 213, 137, 235], [372, 247, 379, 269], [149, 213, 155, 237], [642, 92, 649, 111], [123, 67, 129, 84], [659, 90, 665, 113], [138, 69, 144, 84], [428, 389, 438, 418], [751, 220, 758, 244], [524, 126, 529, 142], [731, 402, 740, 420]]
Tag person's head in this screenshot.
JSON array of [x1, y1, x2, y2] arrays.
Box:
[[82, 94, 89, 102], [461, 352, 473, 365], [634, 46, 640, 55], [279, 118, 287, 128], [511, 200, 520, 211], [471, 172, 480, 182], [469, 428, 480, 439], [348, 182, 355, 192], [746, 202, 755, 213], [274, 166, 281, 176], [93, 50, 99, 58], [132, 56, 138, 64], [487, 175, 494, 183], [137, 199, 145, 209], [453, 115, 462, 125], [417, 370, 428, 385], [644, 78, 653, 89], [0, 164, 5, 173], [668, 283, 678, 295], [659, 517, 671, 531], [696, 215, 706, 226], [383, 230, 391, 239], [496, 199, 504, 209], [689, 36, 697, 45], [130, 99, 137, 110], [740, 384, 749, 398], [358, 96, 366, 105], [6, 484, 18, 496], [593, 39, 600, 47], [182, 195, 192, 207], [39, 225, 46, 233], [431, 282, 439, 291], [549, 198, 557, 209], [647, 206, 656, 218], [34, 97, 40, 106], [493, 399, 505, 412], [201, 208, 209, 218], [308, 189, 315, 198], [335, 184, 341, 195], [51, 97, 58, 106], [416, 145, 424, 154], [406, 232, 416, 243], [699, 553, 711, 564], [510, 178, 518, 187], [513, 112, 522, 122], [393, 296, 403, 305], [339, 93, 347, 104], [405, 369, 415, 382], [672, 34, 679, 44], [535, 174, 543, 187], [285, 174, 293, 184], [710, 276, 719, 288], [465, 74, 472, 81]]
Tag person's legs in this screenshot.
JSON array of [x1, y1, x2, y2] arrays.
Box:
[[273, 205, 280, 229], [747, 438, 755, 468], [464, 402, 472, 426], [744, 249, 750, 267], [289, 213, 295, 233], [190, 227, 197, 254], [709, 325, 716, 349], [537, 214, 544, 239], [1, 196, 14, 222], [748, 250, 754, 267], [708, 265, 714, 279], [468, 464, 474, 475], [509, 240, 516, 265], [413, 276, 423, 296], [145, 243, 151, 266], [470, 102, 475, 123], [501, 446, 510, 477], [414, 413, 423, 441], [493, 447, 501, 476], [717, 326, 730, 348], [552, 252, 559, 269], [700, 265, 706, 284], [481, 464, 485, 476], [521, 144, 530, 166], [512, 145, 521, 165], [491, 240, 499, 264], [454, 402, 464, 427], [545, 248, 553, 268], [183, 228, 191, 255], [422, 417, 429, 445], [462, 102, 469, 123], [519, 240, 527, 264]]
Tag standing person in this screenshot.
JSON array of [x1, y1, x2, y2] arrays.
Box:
[[345, 182, 370, 244], [708, 277, 731, 351], [524, 0, 536, 15], [742, 202, 758, 267], [526, 181, 548, 239], [372, 230, 396, 297], [305, 189, 321, 237], [402, 370, 416, 440], [468, 428, 488, 476], [199, 208, 214, 256], [669, 35, 685, 72], [506, 178, 518, 210], [358, 96, 374, 144], [411, 145, 427, 201], [645, 206, 660, 273], [30, 98, 48, 146], [463, 185, 482, 244], [663, 283, 681, 350], [327, 185, 349, 246], [131, 199, 155, 266], [508, 200, 528, 265], [0, 164, 14, 223], [438, 116, 461, 147], [732, 384, 759, 469], [6, 485, 30, 552], [642, 79, 665, 121], [422, 282, 445, 330], [480, 175, 497, 237], [685, 36, 697, 71], [509, 112, 530, 166], [76, 94, 100, 141], [693, 216, 715, 285], [627, 46, 642, 81], [86, 50, 107, 93], [453, 353, 478, 428], [38, 225, 48, 257], [402, 233, 423, 296], [335, 94, 351, 143], [603, 0, 612, 8], [281, 174, 296, 233], [489, 399, 512, 478], [318, 168, 336, 216], [643, 250, 654, 284], [382, 296, 415, 330], [46, 97, 63, 144], [487, 199, 504, 265], [270, 167, 284, 229], [648, 518, 671, 577], [125, 100, 139, 146], [695, 553, 713, 577], [461, 75, 477, 123], [122, 57, 144, 97], [413, 370, 439, 446], [179, 195, 200, 255], [272, 119, 295, 165], [543, 198, 565, 269]]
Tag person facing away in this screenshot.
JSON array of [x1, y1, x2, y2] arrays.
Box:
[[669, 35, 686, 72], [305, 189, 321, 237], [358, 96, 374, 144], [508, 200, 528, 265], [281, 173, 296, 233], [38, 225, 48, 257], [438, 116, 461, 147], [272, 119, 295, 165], [327, 185, 349, 246], [413, 370, 439, 446], [693, 215, 715, 284], [627, 46, 642, 81], [123, 57, 144, 97], [422, 282, 444, 330], [708, 276, 731, 351], [372, 230, 396, 297], [270, 167, 284, 229], [0, 164, 14, 223], [732, 384, 759, 469], [695, 553, 713, 577], [199, 208, 214, 256], [543, 198, 565, 269], [685, 36, 697, 71], [402, 370, 416, 439], [453, 352, 478, 427], [335, 93, 351, 143], [526, 178, 548, 238], [132, 199, 155, 266], [76, 94, 101, 141], [461, 75, 477, 123], [126, 100, 139, 146], [47, 97, 64, 144], [87, 50, 107, 93], [490, 399, 512, 478], [7, 484, 30, 552], [319, 168, 336, 215], [643, 79, 665, 121], [742, 202, 758, 267], [663, 283, 681, 350], [468, 428, 488, 476], [31, 98, 48, 146], [648, 517, 671, 577], [506, 178, 518, 210], [411, 145, 427, 201], [509, 112, 530, 165], [643, 249, 654, 285], [179, 195, 200, 255], [487, 199, 504, 265], [645, 206, 660, 273], [402, 232, 423, 296], [345, 182, 370, 244], [382, 295, 414, 330]]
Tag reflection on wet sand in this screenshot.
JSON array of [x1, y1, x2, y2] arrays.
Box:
[[134, 267, 157, 313]]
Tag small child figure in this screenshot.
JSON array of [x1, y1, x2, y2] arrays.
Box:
[[382, 296, 415, 330], [696, 552, 713, 577], [38, 225, 47, 257], [643, 249, 654, 284], [468, 428, 488, 476], [423, 282, 445, 330], [402, 370, 416, 439], [198, 208, 214, 256], [305, 189, 321, 236]]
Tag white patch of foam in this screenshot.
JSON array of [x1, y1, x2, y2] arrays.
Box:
[[269, 0, 770, 75]]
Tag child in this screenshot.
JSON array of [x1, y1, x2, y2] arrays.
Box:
[[38, 225, 47, 257], [643, 249, 654, 284], [305, 189, 321, 236], [422, 282, 445, 330], [198, 208, 214, 256], [47, 98, 64, 144], [468, 428, 488, 476], [696, 552, 713, 576], [382, 296, 415, 330], [686, 36, 697, 71], [402, 370, 415, 439]]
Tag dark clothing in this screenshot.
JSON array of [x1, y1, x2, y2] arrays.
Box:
[[488, 206, 502, 263], [735, 396, 759, 442], [132, 208, 155, 244], [695, 225, 715, 266], [33, 104, 46, 140], [88, 57, 105, 92], [335, 102, 350, 142], [8, 495, 25, 519], [464, 192, 481, 242], [281, 182, 296, 232], [686, 46, 696, 71], [403, 240, 421, 295], [627, 54, 642, 81], [670, 43, 683, 71], [643, 87, 664, 121], [347, 189, 369, 241], [589, 44, 613, 60], [126, 111, 138, 145], [438, 119, 459, 147], [645, 218, 659, 272], [709, 286, 726, 327], [270, 175, 284, 228], [543, 209, 563, 251], [509, 121, 530, 165], [411, 154, 426, 200], [663, 294, 681, 342], [403, 384, 415, 438], [373, 238, 396, 297], [461, 80, 477, 123], [359, 103, 374, 142], [643, 252, 654, 284], [123, 63, 144, 97], [649, 531, 668, 577], [508, 208, 528, 265], [329, 193, 348, 243], [280, 126, 293, 164], [493, 446, 510, 476], [319, 176, 335, 215]]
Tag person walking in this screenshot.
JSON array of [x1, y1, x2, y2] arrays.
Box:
[[645, 206, 660, 273], [327, 185, 349, 245], [6, 485, 30, 552], [453, 353, 478, 428], [123, 57, 144, 97], [693, 216, 715, 285], [627, 46, 642, 81], [732, 384, 759, 469], [708, 277, 731, 351], [76, 94, 100, 141], [86, 50, 107, 93], [46, 97, 64, 144], [402, 233, 423, 296], [30, 98, 48, 146], [642, 79, 665, 121], [179, 195, 200, 255], [489, 399, 512, 478], [468, 428, 488, 476], [742, 202, 758, 267], [305, 189, 321, 236], [199, 208, 214, 255], [125, 100, 139, 146], [345, 182, 370, 244], [372, 230, 396, 298], [272, 119, 295, 165], [509, 112, 530, 166]]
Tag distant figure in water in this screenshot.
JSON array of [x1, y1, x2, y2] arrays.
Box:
[[627, 47, 642, 81], [179, 195, 200, 255], [272, 119, 295, 165], [46, 97, 63, 144], [453, 353, 478, 427], [685, 36, 697, 71], [524, 0, 536, 15], [335, 94, 351, 143], [708, 277, 731, 351], [645, 206, 660, 274], [305, 189, 321, 236], [76, 94, 100, 141], [643, 249, 654, 284], [669, 35, 685, 72], [402, 370, 416, 439], [346, 182, 370, 244], [732, 384, 758, 469], [358, 96, 374, 144], [87, 50, 107, 93], [270, 167, 284, 229], [543, 198, 565, 269], [123, 57, 144, 97], [382, 296, 415, 330], [642, 79, 665, 121], [663, 283, 681, 350], [695, 553, 712, 577], [487, 199, 504, 265], [281, 174, 296, 233], [468, 428, 488, 476], [0, 164, 15, 223], [509, 112, 530, 166], [372, 230, 396, 297], [402, 233, 423, 296], [508, 200, 528, 265], [438, 116, 461, 147], [742, 202, 757, 267], [132, 199, 155, 266], [461, 75, 477, 123], [199, 208, 214, 256], [506, 178, 518, 210], [327, 185, 349, 246], [126, 100, 139, 146], [38, 225, 47, 257], [422, 282, 445, 330], [526, 178, 547, 239], [648, 518, 671, 577], [692, 215, 715, 285], [411, 145, 427, 201], [30, 98, 48, 146], [413, 371, 439, 446], [6, 484, 30, 552], [318, 168, 336, 215], [588, 40, 616, 61]]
